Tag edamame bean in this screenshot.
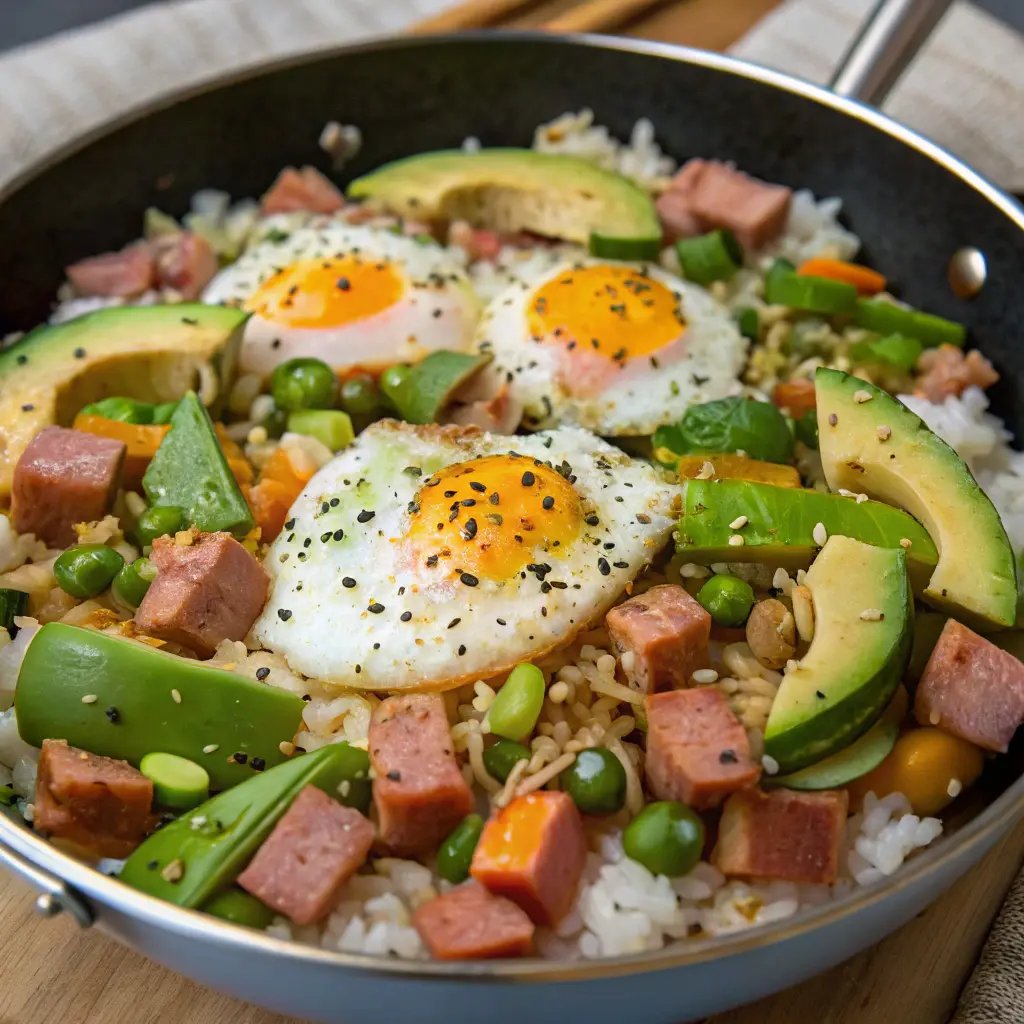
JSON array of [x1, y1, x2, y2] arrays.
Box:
[[622, 801, 705, 877], [79, 396, 154, 424], [339, 373, 384, 417], [270, 358, 338, 412], [151, 401, 179, 425], [53, 545, 125, 598], [436, 814, 484, 884], [202, 888, 275, 930], [483, 739, 531, 783], [378, 365, 411, 410], [111, 557, 155, 609], [260, 407, 289, 440], [134, 505, 187, 548], [561, 747, 627, 815], [697, 574, 755, 628], [485, 663, 546, 741]]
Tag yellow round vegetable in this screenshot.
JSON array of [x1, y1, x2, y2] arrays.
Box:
[[846, 727, 984, 817]]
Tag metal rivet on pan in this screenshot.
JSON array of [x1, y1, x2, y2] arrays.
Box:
[[34, 893, 61, 918], [948, 247, 987, 299]]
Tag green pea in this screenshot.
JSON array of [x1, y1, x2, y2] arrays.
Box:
[[202, 888, 274, 930], [79, 396, 155, 425], [270, 358, 338, 412], [623, 801, 705, 877], [133, 505, 187, 548], [486, 663, 546, 741], [697, 574, 755, 628], [436, 813, 484, 884], [111, 557, 154, 609], [483, 739, 531, 783], [795, 409, 819, 450], [561, 747, 627, 815], [339, 373, 384, 417], [0, 785, 15, 807], [260, 407, 289, 440], [378, 365, 411, 410], [151, 401, 179, 425], [53, 545, 125, 598]]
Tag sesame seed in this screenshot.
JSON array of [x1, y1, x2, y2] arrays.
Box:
[[255, 667, 270, 681], [161, 859, 184, 883], [400, 609, 412, 623], [876, 425, 892, 441], [333, 529, 345, 542], [828, 413, 838, 427], [171, 689, 182, 704], [321, 531, 332, 543], [521, 471, 535, 486], [469, 481, 486, 492], [203, 744, 219, 754], [636, 513, 651, 524], [278, 609, 292, 621], [542, 496, 554, 510], [488, 492, 500, 506], [761, 755, 780, 776], [284, 518, 296, 530], [812, 522, 828, 546], [719, 749, 738, 764], [458, 645, 466, 656], [597, 557, 611, 576], [728, 534, 745, 547], [613, 560, 629, 569], [585, 514, 600, 526], [729, 515, 748, 530], [105, 706, 120, 723], [462, 518, 478, 540], [460, 572, 479, 587], [342, 576, 357, 588], [899, 538, 912, 549], [853, 390, 872, 404], [859, 608, 885, 621], [696, 461, 715, 480], [279, 741, 296, 757], [368, 602, 385, 614], [691, 668, 719, 684], [251, 757, 266, 772], [81, 694, 98, 704], [448, 617, 461, 629], [232, 752, 248, 764], [357, 510, 375, 523], [444, 490, 457, 498], [330, 498, 340, 506], [947, 778, 963, 798], [461, 498, 476, 507]]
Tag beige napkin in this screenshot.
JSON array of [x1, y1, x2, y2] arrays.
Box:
[[730, 0, 1024, 192]]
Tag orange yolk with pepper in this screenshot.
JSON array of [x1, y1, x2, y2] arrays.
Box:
[[526, 264, 684, 361], [243, 255, 403, 328], [407, 455, 583, 581]]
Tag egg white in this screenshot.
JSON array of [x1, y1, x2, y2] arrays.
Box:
[[474, 257, 748, 437], [253, 421, 681, 691], [202, 222, 481, 377]]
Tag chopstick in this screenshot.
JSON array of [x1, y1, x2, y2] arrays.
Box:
[[409, 0, 545, 33], [542, 0, 669, 33]]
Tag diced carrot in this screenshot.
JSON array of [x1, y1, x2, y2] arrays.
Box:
[[771, 379, 817, 419], [214, 424, 254, 486], [797, 258, 886, 296], [246, 448, 316, 542], [72, 414, 169, 491]]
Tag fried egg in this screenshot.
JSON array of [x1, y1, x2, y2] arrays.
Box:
[[253, 421, 680, 690], [201, 223, 480, 377], [473, 258, 748, 436]]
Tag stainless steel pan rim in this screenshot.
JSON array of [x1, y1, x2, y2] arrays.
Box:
[[2, 27, 1024, 984]]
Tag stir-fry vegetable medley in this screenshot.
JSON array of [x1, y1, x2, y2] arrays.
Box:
[[0, 111, 1020, 962]]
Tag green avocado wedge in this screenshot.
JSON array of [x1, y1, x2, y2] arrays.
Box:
[[766, 719, 899, 791], [143, 391, 255, 538], [120, 743, 370, 909], [15, 624, 303, 791], [0, 303, 246, 500], [676, 479, 937, 592], [816, 367, 1016, 629], [763, 536, 913, 774], [347, 149, 660, 246]]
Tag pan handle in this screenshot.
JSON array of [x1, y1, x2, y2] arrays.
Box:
[[0, 835, 94, 928], [828, 0, 954, 105]]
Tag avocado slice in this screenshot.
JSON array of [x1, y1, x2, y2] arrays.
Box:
[[763, 535, 913, 773], [15, 623, 302, 790], [0, 304, 246, 499], [766, 719, 898, 791], [677, 479, 937, 592], [119, 743, 369, 909], [347, 149, 660, 246], [143, 391, 255, 538], [816, 367, 1017, 629]]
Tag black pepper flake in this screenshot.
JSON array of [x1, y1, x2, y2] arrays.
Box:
[[278, 609, 292, 621], [337, 277, 351, 291], [828, 413, 838, 427], [373, 643, 380, 650], [333, 529, 345, 541], [597, 557, 611, 576], [16, 355, 27, 365], [105, 706, 120, 724], [719, 749, 738, 764], [233, 751, 248, 764], [368, 602, 385, 614], [146, 860, 159, 871], [447, 617, 461, 629], [816, 690, 827, 699], [181, 316, 199, 326], [284, 518, 296, 530], [387, 770, 402, 781], [585, 514, 600, 526], [342, 577, 357, 588], [489, 492, 500, 505], [426, 555, 438, 568], [355, 665, 361, 674], [542, 496, 554, 510], [636, 513, 651, 524], [357, 510, 375, 523], [403, 466, 422, 477], [74, 347, 86, 359], [251, 758, 266, 772], [301, 695, 311, 703], [613, 561, 629, 569], [521, 471, 535, 487], [460, 572, 479, 587], [469, 481, 486, 493], [458, 645, 467, 656], [400, 611, 412, 622], [407, 501, 420, 514], [256, 667, 270, 681], [496, 618, 506, 625], [21, 404, 34, 412]]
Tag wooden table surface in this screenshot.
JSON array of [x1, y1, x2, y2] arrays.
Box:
[[1, 1, 1017, 1022]]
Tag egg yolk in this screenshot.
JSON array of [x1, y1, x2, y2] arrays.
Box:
[[407, 454, 583, 582], [243, 255, 403, 328], [526, 264, 684, 361]]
